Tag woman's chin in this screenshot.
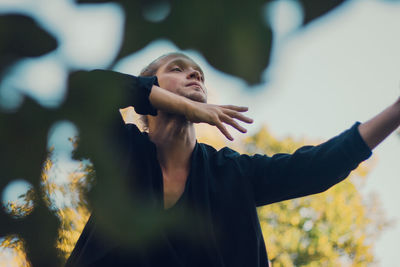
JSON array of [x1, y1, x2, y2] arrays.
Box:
[[186, 93, 207, 103]]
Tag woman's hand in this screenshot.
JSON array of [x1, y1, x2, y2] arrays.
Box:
[[149, 84, 253, 141], [184, 101, 253, 141]]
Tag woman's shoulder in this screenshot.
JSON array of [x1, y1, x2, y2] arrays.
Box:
[[198, 143, 244, 164]]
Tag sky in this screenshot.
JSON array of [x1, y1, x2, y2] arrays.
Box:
[[0, 0, 399, 266]]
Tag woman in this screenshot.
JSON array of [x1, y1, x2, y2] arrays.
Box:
[[66, 52, 399, 267]]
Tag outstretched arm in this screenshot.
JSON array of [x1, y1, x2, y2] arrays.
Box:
[[358, 97, 400, 150], [149, 84, 253, 141], [240, 96, 399, 206]]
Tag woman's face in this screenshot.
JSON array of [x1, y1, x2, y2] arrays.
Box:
[[155, 56, 207, 103]]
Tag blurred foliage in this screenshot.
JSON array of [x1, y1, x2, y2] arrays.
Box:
[[0, 14, 57, 76], [0, 0, 395, 266], [40, 144, 92, 262], [0, 99, 61, 266], [1, 144, 92, 265], [75, 0, 348, 84], [0, 13, 61, 267], [244, 126, 390, 266], [0, 235, 31, 267], [3, 188, 35, 219]]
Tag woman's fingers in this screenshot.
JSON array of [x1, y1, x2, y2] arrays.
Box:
[[197, 104, 254, 140], [224, 109, 253, 124], [220, 105, 253, 124], [220, 105, 248, 112], [220, 114, 247, 133], [215, 121, 234, 141]]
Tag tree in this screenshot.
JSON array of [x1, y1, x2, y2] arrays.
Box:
[[0, 236, 31, 267], [40, 142, 93, 262], [1, 189, 34, 267], [1, 144, 92, 265]]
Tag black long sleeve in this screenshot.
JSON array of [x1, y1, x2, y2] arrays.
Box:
[[89, 69, 158, 115], [65, 69, 158, 120], [230, 122, 372, 206]]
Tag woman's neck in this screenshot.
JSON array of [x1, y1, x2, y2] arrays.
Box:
[[148, 112, 196, 171]]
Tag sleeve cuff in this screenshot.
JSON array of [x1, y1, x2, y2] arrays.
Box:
[[345, 121, 373, 163], [132, 76, 159, 116]]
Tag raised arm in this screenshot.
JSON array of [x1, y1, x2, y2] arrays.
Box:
[[148, 84, 253, 140], [71, 69, 252, 140], [237, 97, 400, 206], [358, 97, 400, 150]]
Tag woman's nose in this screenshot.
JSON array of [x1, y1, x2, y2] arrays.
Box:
[[188, 70, 201, 80]]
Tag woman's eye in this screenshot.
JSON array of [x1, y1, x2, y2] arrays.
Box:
[[172, 68, 182, 72]]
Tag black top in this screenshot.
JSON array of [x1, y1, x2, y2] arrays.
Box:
[[65, 70, 372, 267]]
